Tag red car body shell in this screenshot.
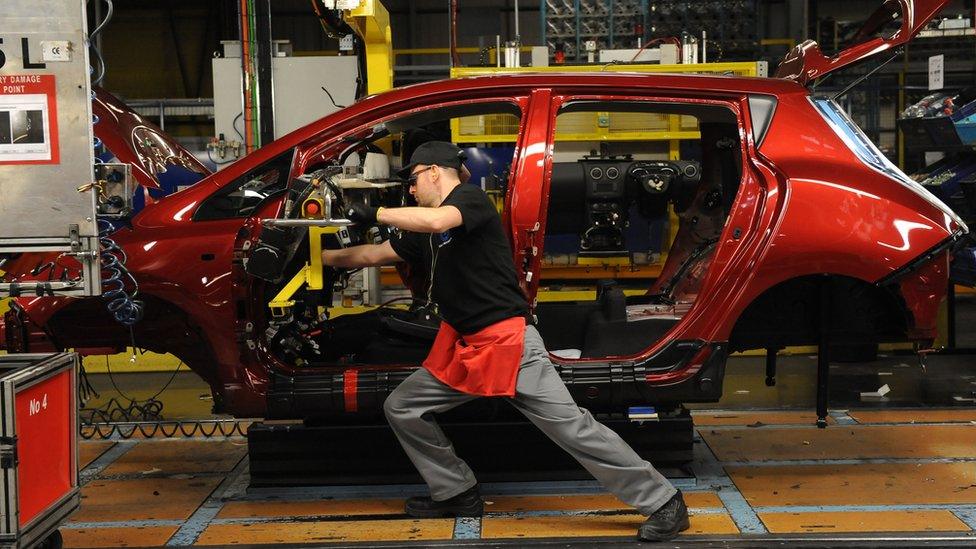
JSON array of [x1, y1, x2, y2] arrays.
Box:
[[1, 72, 962, 417]]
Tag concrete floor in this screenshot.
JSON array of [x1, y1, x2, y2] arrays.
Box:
[[57, 294, 976, 546]]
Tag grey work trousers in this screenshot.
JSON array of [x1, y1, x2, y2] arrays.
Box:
[[382, 325, 677, 516]]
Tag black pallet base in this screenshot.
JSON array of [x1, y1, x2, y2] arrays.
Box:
[[248, 411, 693, 487]]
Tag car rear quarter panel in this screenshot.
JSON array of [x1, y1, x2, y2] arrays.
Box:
[[727, 91, 953, 337]]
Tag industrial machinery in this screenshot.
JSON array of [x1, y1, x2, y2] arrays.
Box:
[[212, 0, 393, 165], [0, 1, 96, 545], [0, 0, 101, 298], [543, 0, 759, 63], [245, 162, 411, 365]]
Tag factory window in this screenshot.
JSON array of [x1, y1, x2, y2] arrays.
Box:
[[536, 100, 742, 360], [194, 149, 295, 221]]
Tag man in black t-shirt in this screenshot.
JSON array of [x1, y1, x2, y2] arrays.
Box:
[[322, 141, 688, 542]]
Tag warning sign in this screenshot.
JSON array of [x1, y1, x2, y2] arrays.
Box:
[[0, 74, 59, 164]]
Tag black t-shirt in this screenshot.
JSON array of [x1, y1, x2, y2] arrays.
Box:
[[390, 184, 529, 334]]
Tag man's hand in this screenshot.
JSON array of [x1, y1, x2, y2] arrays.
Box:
[[346, 202, 379, 225]]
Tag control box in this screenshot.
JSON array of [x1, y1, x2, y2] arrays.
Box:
[[0, 0, 99, 296]]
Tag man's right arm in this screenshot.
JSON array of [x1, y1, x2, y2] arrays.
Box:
[[322, 240, 403, 268]]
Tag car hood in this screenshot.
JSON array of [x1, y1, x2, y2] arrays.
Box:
[[93, 86, 211, 189], [774, 0, 949, 86]]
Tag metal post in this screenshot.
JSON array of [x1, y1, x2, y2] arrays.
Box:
[[256, 0, 275, 145], [764, 348, 776, 387], [364, 267, 381, 306], [947, 281, 957, 350], [514, 0, 520, 45], [816, 276, 831, 428]]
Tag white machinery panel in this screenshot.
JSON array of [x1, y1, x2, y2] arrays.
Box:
[[213, 53, 358, 168], [0, 0, 99, 296]]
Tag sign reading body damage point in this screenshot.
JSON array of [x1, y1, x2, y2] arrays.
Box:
[[0, 74, 59, 164]]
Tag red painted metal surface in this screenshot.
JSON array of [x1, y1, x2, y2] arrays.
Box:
[[774, 0, 950, 86], [16, 369, 73, 528], [343, 369, 358, 413], [0, 16, 966, 417], [92, 87, 210, 189]]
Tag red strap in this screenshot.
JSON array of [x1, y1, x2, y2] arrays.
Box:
[[343, 369, 358, 412]]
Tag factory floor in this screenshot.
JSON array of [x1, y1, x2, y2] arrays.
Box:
[[58, 295, 976, 546], [60, 355, 976, 547]]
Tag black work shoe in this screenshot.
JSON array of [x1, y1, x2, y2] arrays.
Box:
[[638, 490, 690, 542], [405, 485, 483, 518]]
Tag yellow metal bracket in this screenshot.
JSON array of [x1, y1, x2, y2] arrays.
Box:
[[346, 0, 393, 95], [267, 226, 335, 316]]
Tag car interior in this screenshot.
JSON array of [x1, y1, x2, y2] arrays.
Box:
[[245, 99, 743, 367], [534, 101, 743, 358]]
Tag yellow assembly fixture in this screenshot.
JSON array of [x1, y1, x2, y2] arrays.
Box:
[[301, 197, 326, 219], [268, 225, 337, 316], [343, 0, 393, 95]]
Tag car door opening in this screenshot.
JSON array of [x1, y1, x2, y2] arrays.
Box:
[[535, 100, 743, 360]]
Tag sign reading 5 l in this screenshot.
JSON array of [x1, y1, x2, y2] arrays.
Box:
[[0, 37, 50, 71]]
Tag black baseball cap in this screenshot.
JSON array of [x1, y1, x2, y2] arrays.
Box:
[[397, 141, 467, 179]]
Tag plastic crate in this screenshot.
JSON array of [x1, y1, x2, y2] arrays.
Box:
[[898, 115, 962, 149], [953, 113, 976, 144]]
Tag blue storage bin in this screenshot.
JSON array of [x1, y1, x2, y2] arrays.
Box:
[[954, 115, 976, 144], [951, 101, 976, 145]]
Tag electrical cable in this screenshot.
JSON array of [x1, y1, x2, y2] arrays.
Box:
[[309, 0, 342, 39], [232, 111, 245, 140], [98, 219, 144, 326], [320, 86, 346, 109], [77, 352, 185, 433], [79, 418, 250, 440], [87, 0, 114, 86], [88, 0, 114, 39]]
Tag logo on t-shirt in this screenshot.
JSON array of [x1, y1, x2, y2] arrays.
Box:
[[436, 230, 452, 248]]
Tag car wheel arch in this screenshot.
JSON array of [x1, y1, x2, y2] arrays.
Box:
[[45, 294, 224, 390], [727, 273, 910, 353]]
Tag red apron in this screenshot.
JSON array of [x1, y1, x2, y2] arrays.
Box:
[[422, 316, 526, 397]]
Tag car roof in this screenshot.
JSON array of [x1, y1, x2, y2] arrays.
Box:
[[267, 72, 803, 153], [431, 71, 803, 96]]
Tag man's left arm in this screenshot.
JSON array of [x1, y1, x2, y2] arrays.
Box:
[[378, 206, 462, 233]]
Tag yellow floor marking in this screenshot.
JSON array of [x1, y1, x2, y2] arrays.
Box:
[[728, 462, 976, 507], [693, 411, 834, 427], [481, 513, 738, 538], [69, 477, 221, 522], [196, 518, 455, 545], [702, 425, 976, 462], [849, 409, 976, 424], [487, 491, 723, 512], [759, 510, 971, 534], [100, 439, 246, 476], [61, 526, 178, 548], [81, 349, 182, 373], [218, 498, 404, 518]]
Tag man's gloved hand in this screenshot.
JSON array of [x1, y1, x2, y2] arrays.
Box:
[[346, 202, 379, 225]]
